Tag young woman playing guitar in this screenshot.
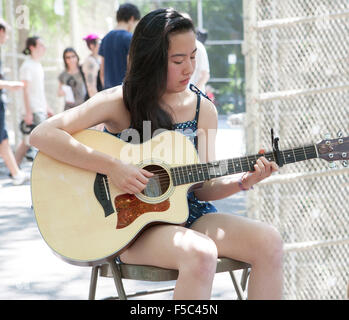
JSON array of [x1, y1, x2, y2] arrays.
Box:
[[30, 8, 282, 300]]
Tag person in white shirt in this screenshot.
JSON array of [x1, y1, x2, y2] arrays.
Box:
[[180, 13, 210, 93], [15, 36, 53, 165], [190, 37, 210, 92]]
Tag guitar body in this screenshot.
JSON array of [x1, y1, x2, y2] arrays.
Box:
[[32, 127, 349, 267], [31, 130, 198, 266]]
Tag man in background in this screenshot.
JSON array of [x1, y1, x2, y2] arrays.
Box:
[[99, 3, 140, 89]]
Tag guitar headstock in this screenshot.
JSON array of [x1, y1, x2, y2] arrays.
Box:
[[316, 132, 349, 167]]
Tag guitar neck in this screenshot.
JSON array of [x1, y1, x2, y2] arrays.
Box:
[[171, 144, 318, 186]]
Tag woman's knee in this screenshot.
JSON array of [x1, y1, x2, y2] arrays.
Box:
[[255, 223, 283, 267], [179, 238, 218, 279]]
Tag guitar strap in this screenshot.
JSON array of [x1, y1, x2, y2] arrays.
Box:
[[189, 84, 212, 149]]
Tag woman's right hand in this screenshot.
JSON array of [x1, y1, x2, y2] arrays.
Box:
[[109, 160, 154, 194]]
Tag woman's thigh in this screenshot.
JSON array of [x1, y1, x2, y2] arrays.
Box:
[[119, 224, 217, 270], [190, 212, 281, 264]]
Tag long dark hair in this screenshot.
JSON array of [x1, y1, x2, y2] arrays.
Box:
[[63, 47, 80, 70], [122, 8, 195, 141]]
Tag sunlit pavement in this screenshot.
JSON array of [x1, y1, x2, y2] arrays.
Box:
[[0, 116, 247, 300]]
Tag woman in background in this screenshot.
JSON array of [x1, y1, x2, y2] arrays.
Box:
[[58, 48, 88, 111]]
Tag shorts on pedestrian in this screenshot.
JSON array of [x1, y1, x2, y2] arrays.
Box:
[[0, 100, 9, 143]]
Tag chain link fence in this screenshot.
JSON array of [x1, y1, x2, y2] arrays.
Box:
[[243, 0, 349, 299]]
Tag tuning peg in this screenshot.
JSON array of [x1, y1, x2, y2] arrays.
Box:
[[342, 160, 348, 167], [329, 162, 336, 169], [324, 133, 331, 140], [337, 130, 343, 138]]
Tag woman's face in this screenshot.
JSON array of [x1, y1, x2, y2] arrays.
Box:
[[167, 30, 197, 93], [64, 51, 79, 70]]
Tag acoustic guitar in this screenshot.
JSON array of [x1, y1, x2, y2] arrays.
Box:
[[31, 129, 349, 266]]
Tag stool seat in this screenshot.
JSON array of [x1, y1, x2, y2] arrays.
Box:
[[89, 257, 251, 300]]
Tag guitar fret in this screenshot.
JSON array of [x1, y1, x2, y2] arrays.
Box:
[[172, 168, 178, 186], [282, 150, 287, 164], [228, 159, 233, 174], [205, 163, 210, 180], [193, 163, 199, 182], [197, 163, 203, 181], [247, 156, 254, 171], [179, 165, 185, 184], [172, 144, 319, 186], [233, 158, 241, 173], [292, 149, 297, 162], [303, 147, 308, 160], [238, 157, 243, 172], [283, 150, 295, 164]]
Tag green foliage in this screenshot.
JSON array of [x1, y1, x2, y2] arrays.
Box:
[[202, 0, 245, 114], [24, 0, 70, 35]]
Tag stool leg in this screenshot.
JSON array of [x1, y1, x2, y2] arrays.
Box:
[[240, 268, 250, 291], [229, 271, 244, 300], [88, 266, 100, 300], [109, 260, 127, 300]]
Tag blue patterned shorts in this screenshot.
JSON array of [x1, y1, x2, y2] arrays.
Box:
[[184, 192, 217, 228]]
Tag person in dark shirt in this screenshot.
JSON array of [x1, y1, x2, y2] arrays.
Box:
[[98, 3, 140, 89]]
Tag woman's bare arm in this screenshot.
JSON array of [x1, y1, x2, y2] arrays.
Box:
[[30, 86, 153, 194]]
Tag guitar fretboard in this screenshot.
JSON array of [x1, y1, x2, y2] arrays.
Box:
[[171, 145, 318, 186]]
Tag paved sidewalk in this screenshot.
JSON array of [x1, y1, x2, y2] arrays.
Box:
[[0, 119, 247, 300]]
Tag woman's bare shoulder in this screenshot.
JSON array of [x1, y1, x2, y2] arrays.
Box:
[[97, 86, 130, 130], [198, 95, 218, 130]]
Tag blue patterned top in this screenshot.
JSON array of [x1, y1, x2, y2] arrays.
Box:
[[104, 84, 217, 229]]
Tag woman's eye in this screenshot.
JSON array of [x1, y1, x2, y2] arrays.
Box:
[[190, 56, 196, 60], [173, 61, 182, 65]]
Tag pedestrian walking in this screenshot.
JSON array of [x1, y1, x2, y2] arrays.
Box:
[[15, 36, 53, 166], [0, 19, 29, 185]]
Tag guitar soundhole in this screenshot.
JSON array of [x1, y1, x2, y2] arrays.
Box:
[[141, 165, 170, 198]]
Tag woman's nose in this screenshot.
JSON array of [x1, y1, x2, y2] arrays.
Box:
[[184, 59, 195, 75]]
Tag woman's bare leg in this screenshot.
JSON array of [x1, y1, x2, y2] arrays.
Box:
[[120, 224, 218, 300], [190, 213, 283, 300], [0, 138, 20, 176]]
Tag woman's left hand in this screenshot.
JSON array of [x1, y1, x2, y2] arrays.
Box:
[[241, 154, 278, 189]]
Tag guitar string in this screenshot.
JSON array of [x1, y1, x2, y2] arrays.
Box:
[[102, 147, 318, 186], [134, 147, 317, 177], [116, 147, 317, 177], [103, 147, 317, 181]]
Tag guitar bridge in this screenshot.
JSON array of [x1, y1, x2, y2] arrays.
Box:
[[93, 173, 114, 217]]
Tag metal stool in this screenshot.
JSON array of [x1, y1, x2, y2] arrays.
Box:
[[88, 257, 250, 300]]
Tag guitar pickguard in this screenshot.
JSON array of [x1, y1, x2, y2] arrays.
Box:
[[114, 194, 170, 229]]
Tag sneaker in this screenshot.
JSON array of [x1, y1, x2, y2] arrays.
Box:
[[12, 170, 30, 186], [25, 148, 37, 162]]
